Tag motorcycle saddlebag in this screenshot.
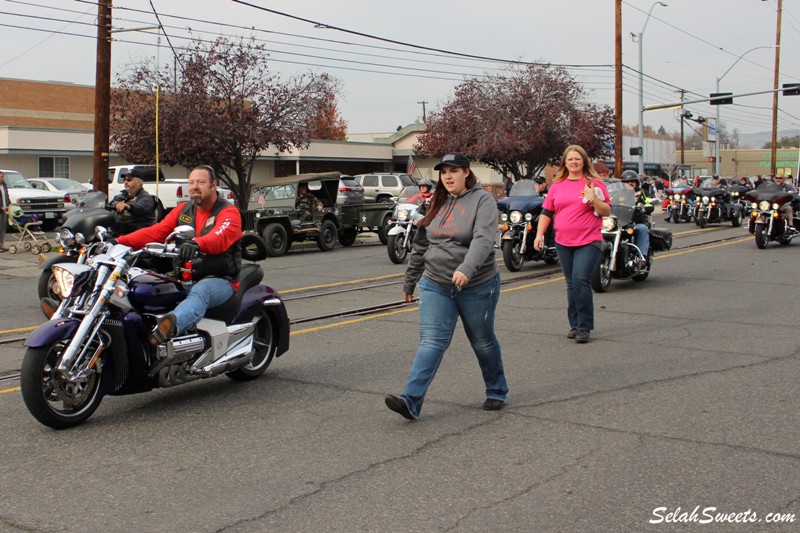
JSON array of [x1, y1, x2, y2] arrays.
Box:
[[650, 227, 673, 252]]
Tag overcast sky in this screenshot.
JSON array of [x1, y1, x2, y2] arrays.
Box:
[[2, 0, 799, 137]]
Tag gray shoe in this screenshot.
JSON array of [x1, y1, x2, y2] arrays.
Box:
[[567, 328, 578, 339], [575, 330, 590, 343]]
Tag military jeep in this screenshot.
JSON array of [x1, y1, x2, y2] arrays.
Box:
[[246, 173, 342, 257]]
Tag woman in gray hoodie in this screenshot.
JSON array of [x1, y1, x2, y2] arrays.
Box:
[[385, 152, 509, 420]]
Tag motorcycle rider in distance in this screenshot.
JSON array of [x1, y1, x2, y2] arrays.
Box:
[[773, 175, 797, 231], [109, 168, 157, 235], [408, 178, 433, 207], [534, 176, 549, 198], [117, 165, 243, 345], [620, 174, 652, 263]]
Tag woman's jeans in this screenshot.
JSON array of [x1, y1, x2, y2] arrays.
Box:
[[555, 243, 602, 332], [172, 277, 235, 335], [400, 273, 508, 419]]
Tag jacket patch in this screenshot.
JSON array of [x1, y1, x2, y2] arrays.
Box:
[[179, 214, 193, 224]]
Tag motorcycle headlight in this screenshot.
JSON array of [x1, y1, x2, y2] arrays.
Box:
[[52, 264, 92, 299], [59, 228, 76, 248], [732, 191, 739, 197], [510, 211, 523, 224], [524, 213, 533, 222], [702, 195, 710, 203], [500, 213, 508, 222], [759, 200, 771, 211], [396, 208, 410, 222], [601, 216, 617, 232], [772, 202, 780, 210], [673, 193, 680, 200]]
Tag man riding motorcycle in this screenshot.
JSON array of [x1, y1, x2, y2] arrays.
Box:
[[117, 165, 242, 345], [773, 175, 796, 226], [620, 172, 653, 262], [407, 178, 433, 206], [109, 168, 157, 235]]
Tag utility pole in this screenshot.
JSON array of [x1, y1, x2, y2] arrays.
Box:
[[417, 100, 428, 123], [679, 89, 685, 165], [93, 0, 112, 194], [614, 0, 622, 179], [770, 0, 782, 177]]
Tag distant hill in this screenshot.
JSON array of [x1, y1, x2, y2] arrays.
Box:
[[736, 130, 800, 149]]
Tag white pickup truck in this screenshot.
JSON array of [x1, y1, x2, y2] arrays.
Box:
[[106, 165, 189, 216]]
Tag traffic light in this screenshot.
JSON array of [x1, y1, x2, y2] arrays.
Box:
[[783, 83, 800, 96], [630, 147, 642, 156], [710, 92, 733, 105], [708, 156, 716, 163]]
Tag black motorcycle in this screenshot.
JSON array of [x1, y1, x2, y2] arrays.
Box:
[[693, 180, 743, 228], [744, 183, 800, 248], [592, 179, 672, 292], [664, 185, 695, 223], [496, 180, 558, 272]]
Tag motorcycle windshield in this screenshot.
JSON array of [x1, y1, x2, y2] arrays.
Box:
[[79, 190, 109, 208], [508, 180, 540, 198], [606, 181, 636, 225]]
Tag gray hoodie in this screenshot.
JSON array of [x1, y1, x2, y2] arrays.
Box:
[[403, 183, 498, 295]]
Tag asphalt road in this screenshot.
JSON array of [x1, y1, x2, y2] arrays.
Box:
[[1, 222, 799, 532]]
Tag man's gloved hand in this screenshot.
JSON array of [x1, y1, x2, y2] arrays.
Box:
[[178, 241, 201, 262]]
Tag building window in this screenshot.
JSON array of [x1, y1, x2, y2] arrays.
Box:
[[38, 157, 70, 178]]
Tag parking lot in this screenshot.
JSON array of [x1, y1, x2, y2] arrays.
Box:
[[1, 222, 799, 532]]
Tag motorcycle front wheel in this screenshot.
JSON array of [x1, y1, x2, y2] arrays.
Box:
[[672, 209, 681, 224], [387, 234, 409, 264], [754, 223, 769, 249], [501, 240, 525, 272], [21, 342, 104, 429], [632, 248, 653, 282], [697, 215, 707, 228], [591, 250, 612, 293], [227, 312, 276, 381]]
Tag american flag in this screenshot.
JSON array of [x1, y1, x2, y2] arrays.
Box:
[[407, 155, 417, 175]]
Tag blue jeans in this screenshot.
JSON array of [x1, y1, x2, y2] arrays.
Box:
[[173, 277, 235, 335], [633, 224, 649, 256], [555, 243, 602, 332], [400, 273, 508, 419]]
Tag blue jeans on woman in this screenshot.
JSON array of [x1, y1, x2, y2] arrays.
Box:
[[555, 243, 602, 332], [399, 273, 508, 419], [172, 277, 235, 335]]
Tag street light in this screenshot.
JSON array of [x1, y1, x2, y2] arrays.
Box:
[[632, 1, 667, 177], [714, 45, 777, 176]]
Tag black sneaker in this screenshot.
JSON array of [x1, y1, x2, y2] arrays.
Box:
[[575, 330, 590, 343], [385, 395, 416, 420], [567, 328, 578, 339], [482, 398, 505, 411]]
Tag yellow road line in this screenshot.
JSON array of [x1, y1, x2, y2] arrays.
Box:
[[0, 386, 20, 394], [0, 325, 37, 335], [280, 272, 403, 294]]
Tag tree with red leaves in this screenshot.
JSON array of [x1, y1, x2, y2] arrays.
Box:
[[111, 36, 344, 207], [415, 64, 615, 180]]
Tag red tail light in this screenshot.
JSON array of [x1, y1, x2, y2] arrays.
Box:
[[339, 187, 353, 193], [227, 191, 234, 199], [177, 185, 184, 198], [64, 194, 72, 204]]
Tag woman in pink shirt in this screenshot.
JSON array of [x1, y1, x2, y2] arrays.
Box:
[[533, 145, 611, 344]]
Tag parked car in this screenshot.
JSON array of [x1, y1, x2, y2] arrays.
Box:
[[352, 173, 416, 203], [2, 169, 66, 230], [337, 176, 365, 205], [28, 177, 88, 210]]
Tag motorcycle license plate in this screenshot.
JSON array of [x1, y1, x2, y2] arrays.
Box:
[[45, 212, 55, 219]]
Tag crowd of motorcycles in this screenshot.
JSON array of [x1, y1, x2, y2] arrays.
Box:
[[16, 175, 800, 429]]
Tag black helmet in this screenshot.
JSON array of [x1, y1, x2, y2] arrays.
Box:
[[418, 178, 433, 189], [620, 170, 639, 183]]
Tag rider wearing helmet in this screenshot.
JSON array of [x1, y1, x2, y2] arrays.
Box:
[[408, 178, 434, 207], [620, 172, 651, 261]]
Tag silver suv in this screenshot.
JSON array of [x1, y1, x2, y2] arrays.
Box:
[[353, 173, 416, 203]]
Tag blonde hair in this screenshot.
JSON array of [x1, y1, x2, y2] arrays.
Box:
[[553, 145, 601, 184]]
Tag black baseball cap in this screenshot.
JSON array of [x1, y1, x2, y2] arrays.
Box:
[[433, 152, 470, 170], [125, 168, 143, 179], [533, 176, 546, 184]]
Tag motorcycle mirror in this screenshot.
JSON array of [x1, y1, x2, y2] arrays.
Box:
[[166, 225, 196, 243], [95, 226, 108, 240]]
